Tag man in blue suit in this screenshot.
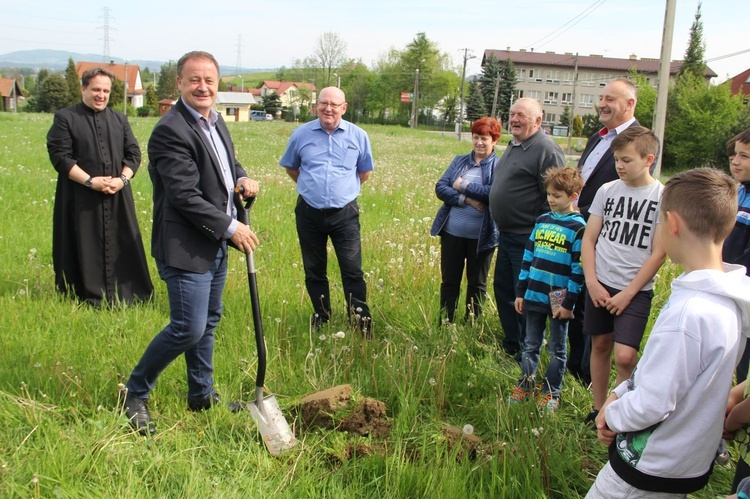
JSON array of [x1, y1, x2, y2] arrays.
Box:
[[570, 77, 639, 403], [124, 51, 260, 435]]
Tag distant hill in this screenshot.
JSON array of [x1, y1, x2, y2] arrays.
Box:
[[0, 49, 274, 75]]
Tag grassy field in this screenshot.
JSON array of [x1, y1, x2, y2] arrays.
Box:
[[0, 112, 734, 497]]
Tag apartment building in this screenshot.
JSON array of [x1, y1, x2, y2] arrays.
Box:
[[482, 48, 717, 130]]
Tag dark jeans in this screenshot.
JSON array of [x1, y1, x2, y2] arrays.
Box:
[[127, 245, 227, 400], [493, 231, 529, 353], [295, 197, 370, 321], [439, 232, 494, 323], [521, 310, 568, 396], [566, 286, 591, 384]]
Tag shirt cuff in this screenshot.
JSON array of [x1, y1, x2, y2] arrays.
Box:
[[223, 219, 239, 239]]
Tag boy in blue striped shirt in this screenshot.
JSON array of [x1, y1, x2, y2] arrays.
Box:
[[510, 167, 586, 411]]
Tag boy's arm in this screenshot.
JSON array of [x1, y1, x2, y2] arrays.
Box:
[[604, 325, 696, 433], [726, 397, 750, 433], [581, 214, 610, 307], [726, 381, 750, 434], [605, 227, 666, 315], [595, 392, 620, 445]]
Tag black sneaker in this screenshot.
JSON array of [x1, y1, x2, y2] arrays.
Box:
[[124, 394, 155, 435], [584, 409, 599, 426]]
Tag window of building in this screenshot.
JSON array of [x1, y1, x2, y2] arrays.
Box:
[[518, 68, 527, 81], [580, 73, 596, 86], [515, 89, 525, 99], [563, 71, 574, 84], [545, 70, 560, 83], [226, 107, 237, 115], [561, 93, 573, 105], [579, 94, 594, 108], [543, 91, 558, 104], [527, 90, 542, 101], [542, 112, 557, 124], [529, 68, 543, 82]]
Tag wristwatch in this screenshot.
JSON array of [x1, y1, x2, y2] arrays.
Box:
[[85, 177, 93, 188], [120, 174, 129, 186]]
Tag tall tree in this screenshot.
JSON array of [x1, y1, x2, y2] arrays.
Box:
[[678, 2, 707, 80], [496, 58, 517, 125], [663, 72, 748, 171], [313, 32, 348, 88], [157, 60, 179, 100], [478, 53, 501, 117], [109, 78, 124, 110], [145, 84, 158, 113], [465, 80, 486, 122], [629, 70, 656, 129], [37, 73, 68, 113], [64, 58, 80, 107], [396, 32, 460, 117]]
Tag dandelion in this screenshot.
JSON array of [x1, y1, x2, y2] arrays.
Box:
[[412, 345, 418, 352], [372, 353, 378, 359], [334, 331, 346, 339], [315, 348, 322, 355], [462, 424, 474, 436], [429, 378, 436, 386], [306, 352, 314, 360], [274, 317, 282, 323], [318, 334, 327, 341], [531, 428, 540, 437]]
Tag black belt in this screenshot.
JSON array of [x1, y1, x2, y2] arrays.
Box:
[[299, 196, 345, 214]]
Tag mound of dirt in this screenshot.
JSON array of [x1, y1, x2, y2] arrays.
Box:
[[339, 398, 391, 437], [297, 384, 352, 429]]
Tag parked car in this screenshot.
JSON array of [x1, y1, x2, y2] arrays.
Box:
[[250, 110, 270, 121]]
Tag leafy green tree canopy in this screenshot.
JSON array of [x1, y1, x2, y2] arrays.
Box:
[[64, 58, 80, 107], [157, 60, 179, 101]]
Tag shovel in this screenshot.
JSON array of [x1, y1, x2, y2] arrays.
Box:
[[239, 194, 298, 455]]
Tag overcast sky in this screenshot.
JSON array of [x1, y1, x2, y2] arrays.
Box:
[[2, 0, 748, 81]]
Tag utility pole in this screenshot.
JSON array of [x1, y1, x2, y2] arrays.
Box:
[[411, 68, 420, 129], [652, 0, 677, 178], [123, 60, 128, 114], [566, 53, 579, 155], [491, 69, 501, 119], [457, 48, 474, 141]]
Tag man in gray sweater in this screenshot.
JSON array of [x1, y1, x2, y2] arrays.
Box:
[[489, 98, 566, 359]]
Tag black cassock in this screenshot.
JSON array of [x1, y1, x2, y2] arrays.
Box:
[[47, 102, 153, 306]]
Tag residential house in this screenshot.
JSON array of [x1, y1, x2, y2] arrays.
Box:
[[76, 61, 145, 109], [258, 80, 317, 109], [0, 77, 23, 112], [727, 68, 750, 105], [482, 48, 717, 129], [214, 92, 257, 122]]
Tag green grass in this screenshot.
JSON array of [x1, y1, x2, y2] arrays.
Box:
[[0, 112, 735, 497], [221, 72, 278, 90]]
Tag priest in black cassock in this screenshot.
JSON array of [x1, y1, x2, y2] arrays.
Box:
[[46, 67, 153, 306]]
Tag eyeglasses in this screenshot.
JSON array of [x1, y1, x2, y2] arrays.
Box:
[[317, 101, 345, 109]]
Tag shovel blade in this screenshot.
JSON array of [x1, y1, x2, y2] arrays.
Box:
[[247, 394, 298, 455]]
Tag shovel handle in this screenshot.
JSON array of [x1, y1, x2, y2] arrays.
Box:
[[237, 186, 266, 389]]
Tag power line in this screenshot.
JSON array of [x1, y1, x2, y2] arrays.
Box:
[[706, 48, 750, 63], [523, 0, 608, 51]]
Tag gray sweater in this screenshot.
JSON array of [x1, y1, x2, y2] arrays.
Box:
[[489, 128, 565, 234]]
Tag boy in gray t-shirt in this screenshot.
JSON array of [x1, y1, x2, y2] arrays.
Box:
[[581, 126, 666, 425]]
